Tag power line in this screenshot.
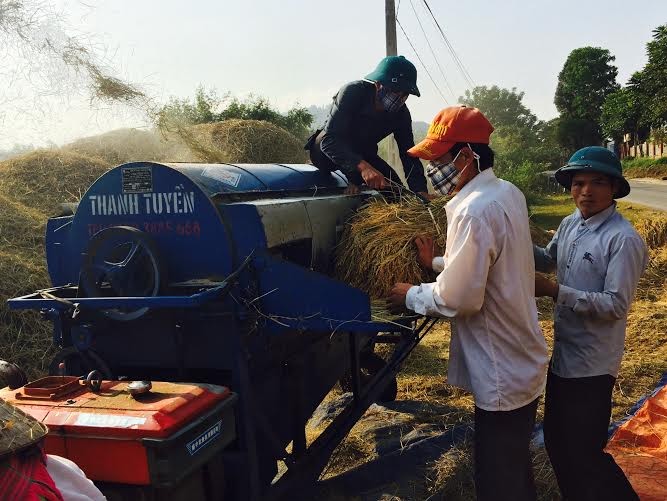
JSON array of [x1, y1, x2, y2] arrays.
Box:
[[407, 0, 456, 100], [396, 17, 449, 104], [421, 0, 476, 90]]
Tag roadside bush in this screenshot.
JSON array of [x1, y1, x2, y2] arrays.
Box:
[[495, 160, 550, 204], [622, 156, 667, 178]]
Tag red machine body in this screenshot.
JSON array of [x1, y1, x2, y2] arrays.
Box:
[[0, 377, 236, 487]]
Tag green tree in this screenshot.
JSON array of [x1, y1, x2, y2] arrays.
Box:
[[600, 87, 642, 144], [460, 85, 566, 169], [635, 25, 667, 137], [156, 86, 223, 130], [600, 25, 667, 154], [555, 47, 619, 122], [556, 117, 601, 151], [220, 95, 313, 139], [554, 47, 619, 146], [459, 85, 569, 198], [460, 85, 539, 131]]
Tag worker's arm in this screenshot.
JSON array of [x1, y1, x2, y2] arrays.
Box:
[[319, 83, 366, 177], [393, 107, 427, 193], [415, 235, 444, 272], [533, 226, 559, 273], [405, 214, 496, 317], [556, 235, 647, 320]]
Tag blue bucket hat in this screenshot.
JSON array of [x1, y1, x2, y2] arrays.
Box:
[[554, 146, 630, 198], [365, 55, 420, 97]]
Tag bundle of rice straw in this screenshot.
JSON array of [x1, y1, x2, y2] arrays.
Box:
[[335, 194, 554, 300], [335, 195, 448, 299]]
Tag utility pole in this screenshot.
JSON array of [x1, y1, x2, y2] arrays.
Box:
[[385, 0, 402, 176], [385, 0, 398, 56]]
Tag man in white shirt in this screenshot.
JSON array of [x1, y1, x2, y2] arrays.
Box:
[[388, 106, 548, 501], [534, 146, 647, 500]]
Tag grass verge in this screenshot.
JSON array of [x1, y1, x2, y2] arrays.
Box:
[[622, 156, 667, 179]]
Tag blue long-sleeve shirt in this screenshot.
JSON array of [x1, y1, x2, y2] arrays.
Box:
[[534, 203, 648, 378], [319, 80, 427, 193]]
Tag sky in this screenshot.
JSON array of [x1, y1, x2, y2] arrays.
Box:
[[0, 0, 664, 149]]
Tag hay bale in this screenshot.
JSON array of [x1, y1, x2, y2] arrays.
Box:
[[0, 149, 111, 216], [64, 128, 192, 165], [335, 196, 447, 300], [187, 119, 308, 164]]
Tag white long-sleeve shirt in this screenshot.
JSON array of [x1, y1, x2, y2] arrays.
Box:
[[534, 203, 648, 378], [406, 169, 548, 411]]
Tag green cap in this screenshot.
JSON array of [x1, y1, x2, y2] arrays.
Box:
[[555, 146, 630, 198], [365, 55, 420, 97]]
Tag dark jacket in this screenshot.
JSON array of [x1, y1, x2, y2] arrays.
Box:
[[316, 80, 427, 193]]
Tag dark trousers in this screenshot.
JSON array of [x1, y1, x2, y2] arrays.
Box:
[[544, 370, 638, 501], [474, 398, 539, 501], [308, 132, 402, 188]]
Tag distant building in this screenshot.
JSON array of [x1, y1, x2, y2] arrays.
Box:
[[618, 132, 665, 159]]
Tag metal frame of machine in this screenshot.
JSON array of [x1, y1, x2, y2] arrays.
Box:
[[8, 161, 438, 499]]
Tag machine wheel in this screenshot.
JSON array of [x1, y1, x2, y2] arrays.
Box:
[[340, 351, 398, 402], [80, 226, 165, 321], [48, 347, 113, 379]]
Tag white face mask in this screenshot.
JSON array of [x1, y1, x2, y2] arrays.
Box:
[[426, 145, 481, 195]]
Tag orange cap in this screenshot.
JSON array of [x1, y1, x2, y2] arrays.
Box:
[[408, 106, 494, 160]]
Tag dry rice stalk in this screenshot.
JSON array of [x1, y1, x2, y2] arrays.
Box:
[[335, 195, 448, 300], [61, 42, 148, 106], [336, 195, 553, 300], [427, 441, 559, 500], [427, 438, 475, 499], [634, 215, 667, 250], [636, 247, 667, 301]]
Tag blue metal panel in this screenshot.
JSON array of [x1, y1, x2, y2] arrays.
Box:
[[253, 255, 405, 334], [45, 216, 74, 286], [164, 163, 348, 195], [165, 163, 268, 194], [214, 204, 268, 267], [64, 162, 235, 284], [278, 164, 350, 187]]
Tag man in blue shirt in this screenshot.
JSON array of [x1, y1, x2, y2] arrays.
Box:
[[306, 56, 428, 196], [534, 146, 648, 500]]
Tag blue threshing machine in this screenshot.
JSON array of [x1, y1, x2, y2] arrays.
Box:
[[8, 162, 438, 499]]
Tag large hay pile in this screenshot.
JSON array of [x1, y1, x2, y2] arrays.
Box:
[[187, 119, 308, 164], [64, 128, 192, 165], [0, 150, 111, 215], [0, 150, 112, 378], [63, 120, 309, 166]]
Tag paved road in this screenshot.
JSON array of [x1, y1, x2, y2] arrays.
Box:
[[625, 179, 667, 212]]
